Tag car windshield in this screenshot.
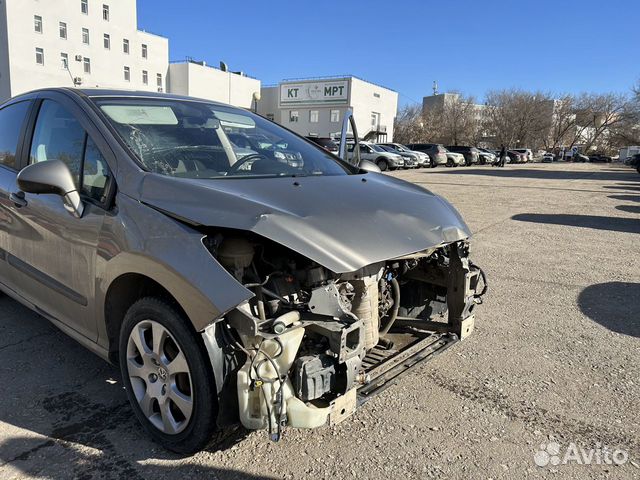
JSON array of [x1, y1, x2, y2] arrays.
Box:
[[96, 98, 352, 179], [370, 144, 386, 153]]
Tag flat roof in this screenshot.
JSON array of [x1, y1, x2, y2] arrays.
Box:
[[279, 75, 396, 93]]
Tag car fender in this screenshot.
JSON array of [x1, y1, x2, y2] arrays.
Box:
[[94, 193, 253, 345]]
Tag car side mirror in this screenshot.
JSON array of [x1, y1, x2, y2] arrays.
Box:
[[358, 159, 382, 173], [17, 160, 84, 218]]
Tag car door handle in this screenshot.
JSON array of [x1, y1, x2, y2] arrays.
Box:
[[10, 191, 27, 208]]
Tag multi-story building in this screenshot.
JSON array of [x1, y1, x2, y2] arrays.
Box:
[[0, 0, 169, 102], [258, 76, 399, 142]]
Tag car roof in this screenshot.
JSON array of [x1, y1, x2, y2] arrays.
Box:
[[8, 87, 232, 108]]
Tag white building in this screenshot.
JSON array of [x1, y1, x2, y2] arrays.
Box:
[[0, 0, 169, 102], [167, 59, 260, 109], [258, 76, 399, 142]]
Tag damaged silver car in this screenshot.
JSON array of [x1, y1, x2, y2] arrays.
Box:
[[0, 89, 486, 453]]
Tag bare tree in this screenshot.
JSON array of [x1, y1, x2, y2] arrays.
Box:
[[393, 104, 427, 144], [548, 94, 577, 151], [418, 93, 479, 145], [568, 93, 633, 152], [484, 89, 554, 150]]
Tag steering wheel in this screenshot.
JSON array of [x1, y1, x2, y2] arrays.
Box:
[[226, 153, 269, 175]]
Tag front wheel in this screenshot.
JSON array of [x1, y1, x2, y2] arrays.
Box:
[[376, 158, 389, 171], [119, 298, 219, 454]]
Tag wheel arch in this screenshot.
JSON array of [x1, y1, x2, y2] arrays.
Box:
[[104, 272, 190, 363]]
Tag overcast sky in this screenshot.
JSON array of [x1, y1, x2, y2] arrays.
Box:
[[138, 0, 640, 106]]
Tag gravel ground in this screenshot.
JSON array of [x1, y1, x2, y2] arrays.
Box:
[[0, 162, 639, 479]]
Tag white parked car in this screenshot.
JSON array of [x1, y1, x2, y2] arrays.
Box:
[[347, 141, 405, 171], [512, 148, 533, 162], [445, 150, 466, 167]]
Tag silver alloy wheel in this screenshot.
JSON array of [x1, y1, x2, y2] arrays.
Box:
[[126, 320, 194, 435]]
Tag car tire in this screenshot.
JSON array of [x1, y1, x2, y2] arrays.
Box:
[[119, 297, 219, 454], [376, 158, 388, 171], [431, 159, 437, 168]]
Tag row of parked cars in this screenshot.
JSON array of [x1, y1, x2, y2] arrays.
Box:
[[305, 137, 537, 170]]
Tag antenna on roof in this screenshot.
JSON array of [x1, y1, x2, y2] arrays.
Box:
[[432, 80, 438, 96], [219, 61, 228, 72]]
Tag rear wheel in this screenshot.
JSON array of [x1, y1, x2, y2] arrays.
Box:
[[119, 297, 218, 454], [376, 158, 388, 171]]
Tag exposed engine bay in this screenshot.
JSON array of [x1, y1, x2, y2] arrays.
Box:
[[204, 231, 486, 441]]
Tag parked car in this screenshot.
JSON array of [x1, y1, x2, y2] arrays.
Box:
[[348, 141, 405, 171], [573, 153, 590, 162], [477, 148, 496, 165], [542, 153, 555, 163], [626, 153, 640, 167], [588, 153, 613, 163], [507, 150, 526, 164], [446, 150, 466, 167], [377, 145, 419, 168], [511, 148, 533, 162], [378, 143, 430, 167], [445, 146, 480, 166], [405, 143, 449, 167], [306, 136, 339, 154], [0, 88, 485, 453]]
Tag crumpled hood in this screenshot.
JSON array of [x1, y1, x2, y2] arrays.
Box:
[[137, 172, 471, 273]]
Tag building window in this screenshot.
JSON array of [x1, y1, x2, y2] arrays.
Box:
[[83, 57, 91, 74], [35, 48, 44, 65], [103, 33, 110, 49], [371, 112, 380, 128], [59, 22, 67, 39], [81, 0, 88, 14], [123, 39, 129, 54], [60, 52, 69, 70], [34, 15, 43, 33], [102, 4, 109, 21], [82, 28, 90, 45], [330, 109, 340, 123], [156, 73, 163, 88], [124, 66, 130, 82], [142, 70, 148, 85], [266, 113, 275, 121], [309, 110, 319, 123], [141, 44, 148, 59], [289, 111, 299, 123]]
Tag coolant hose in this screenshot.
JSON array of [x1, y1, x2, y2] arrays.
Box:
[[380, 278, 400, 336]]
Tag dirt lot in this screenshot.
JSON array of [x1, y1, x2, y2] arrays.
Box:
[[0, 162, 639, 479]]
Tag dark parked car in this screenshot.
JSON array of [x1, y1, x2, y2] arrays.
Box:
[[0, 88, 485, 453], [405, 143, 448, 167], [306, 136, 339, 154], [588, 153, 612, 163], [445, 146, 480, 166]]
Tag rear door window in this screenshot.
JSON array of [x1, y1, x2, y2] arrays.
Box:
[[0, 101, 31, 169]]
